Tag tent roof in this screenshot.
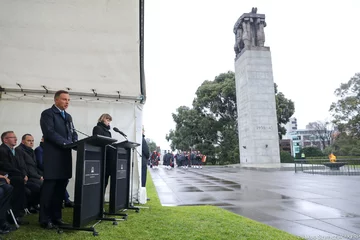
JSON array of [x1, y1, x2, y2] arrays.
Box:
[[0, 0, 145, 100]]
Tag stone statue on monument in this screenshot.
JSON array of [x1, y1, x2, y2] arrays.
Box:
[[233, 7, 267, 58]]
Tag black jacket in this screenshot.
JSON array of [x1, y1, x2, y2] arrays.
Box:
[[0, 143, 27, 178], [92, 122, 112, 138], [142, 135, 150, 166], [16, 143, 43, 179], [40, 105, 78, 179]]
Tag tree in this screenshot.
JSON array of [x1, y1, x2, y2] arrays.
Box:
[[193, 71, 239, 164], [306, 121, 334, 150], [165, 106, 219, 163], [326, 132, 360, 156], [166, 71, 295, 164], [275, 83, 295, 139], [330, 73, 360, 137], [146, 139, 158, 153]]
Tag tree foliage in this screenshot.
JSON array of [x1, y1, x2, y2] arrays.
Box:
[[306, 121, 333, 150], [330, 73, 360, 137], [146, 139, 158, 153], [275, 83, 295, 139], [166, 71, 295, 164], [328, 73, 360, 155], [301, 147, 325, 157], [280, 151, 294, 163], [325, 133, 360, 156]]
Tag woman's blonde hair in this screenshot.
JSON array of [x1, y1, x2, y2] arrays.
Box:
[[98, 113, 112, 123]]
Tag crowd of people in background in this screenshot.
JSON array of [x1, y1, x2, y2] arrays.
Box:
[[148, 150, 206, 170]]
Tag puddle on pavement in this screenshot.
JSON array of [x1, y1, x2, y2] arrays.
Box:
[[204, 176, 220, 181], [227, 184, 241, 189], [219, 180, 239, 185], [176, 186, 203, 192], [198, 196, 217, 202], [201, 186, 233, 191], [281, 195, 291, 199]]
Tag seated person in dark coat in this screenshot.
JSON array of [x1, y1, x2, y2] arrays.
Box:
[[92, 113, 113, 189], [0, 174, 14, 234], [16, 134, 43, 211], [34, 137, 44, 172], [0, 131, 29, 225]]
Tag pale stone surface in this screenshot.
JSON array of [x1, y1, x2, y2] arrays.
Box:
[[235, 48, 280, 164]]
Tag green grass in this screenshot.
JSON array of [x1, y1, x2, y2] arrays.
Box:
[[4, 175, 303, 240]]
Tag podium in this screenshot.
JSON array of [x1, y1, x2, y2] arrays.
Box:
[[63, 135, 117, 234], [107, 140, 140, 215]]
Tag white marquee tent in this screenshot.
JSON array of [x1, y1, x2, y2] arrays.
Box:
[[0, 0, 147, 203]]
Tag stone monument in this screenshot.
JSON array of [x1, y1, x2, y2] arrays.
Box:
[[233, 8, 280, 164]]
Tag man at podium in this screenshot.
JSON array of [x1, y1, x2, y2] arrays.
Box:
[[39, 90, 78, 229]]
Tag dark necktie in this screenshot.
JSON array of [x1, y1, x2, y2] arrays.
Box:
[[61, 111, 65, 119]]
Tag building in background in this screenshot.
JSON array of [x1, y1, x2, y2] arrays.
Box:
[[282, 117, 298, 140], [288, 128, 331, 157], [279, 139, 292, 155]]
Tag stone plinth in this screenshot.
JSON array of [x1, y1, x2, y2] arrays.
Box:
[[234, 48, 280, 164]]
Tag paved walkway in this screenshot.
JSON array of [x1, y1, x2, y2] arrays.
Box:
[[149, 165, 360, 240]]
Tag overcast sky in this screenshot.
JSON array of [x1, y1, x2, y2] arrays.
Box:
[[143, 0, 360, 151]]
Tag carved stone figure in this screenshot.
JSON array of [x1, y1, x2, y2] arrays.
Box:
[[234, 27, 243, 55], [256, 19, 265, 47], [233, 7, 266, 57], [242, 21, 251, 49]]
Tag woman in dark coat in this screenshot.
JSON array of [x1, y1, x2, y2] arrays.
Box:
[[92, 114, 112, 189]]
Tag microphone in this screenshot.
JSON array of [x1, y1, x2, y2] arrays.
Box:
[[113, 127, 127, 138]]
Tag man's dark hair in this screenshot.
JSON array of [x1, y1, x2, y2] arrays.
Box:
[[1, 131, 14, 143], [54, 90, 69, 100], [22, 134, 32, 141]]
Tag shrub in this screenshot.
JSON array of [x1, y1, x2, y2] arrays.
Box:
[[301, 147, 324, 157], [280, 151, 294, 163]]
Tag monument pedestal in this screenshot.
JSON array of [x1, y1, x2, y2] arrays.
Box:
[[234, 48, 280, 164]]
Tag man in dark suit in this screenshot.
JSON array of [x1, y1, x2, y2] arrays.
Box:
[[35, 137, 74, 208], [0, 131, 28, 225], [141, 128, 150, 188], [39, 90, 78, 229]]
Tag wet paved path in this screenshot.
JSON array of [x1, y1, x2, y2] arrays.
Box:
[[150, 166, 360, 240]]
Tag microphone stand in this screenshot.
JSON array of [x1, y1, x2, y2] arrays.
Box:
[[73, 128, 91, 138], [114, 132, 147, 210]]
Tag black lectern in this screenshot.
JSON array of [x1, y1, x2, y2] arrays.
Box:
[[106, 140, 140, 215], [63, 135, 117, 235]]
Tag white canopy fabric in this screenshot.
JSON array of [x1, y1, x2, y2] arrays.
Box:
[[0, 95, 145, 203], [0, 0, 146, 203], [0, 0, 143, 98]]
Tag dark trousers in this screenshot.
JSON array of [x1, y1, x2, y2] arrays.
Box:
[[9, 176, 26, 217], [141, 163, 147, 187], [39, 179, 67, 223], [26, 179, 42, 207], [0, 184, 13, 225]]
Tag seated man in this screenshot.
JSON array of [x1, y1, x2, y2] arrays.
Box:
[[16, 134, 43, 211], [0, 131, 29, 225], [0, 174, 15, 233]]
